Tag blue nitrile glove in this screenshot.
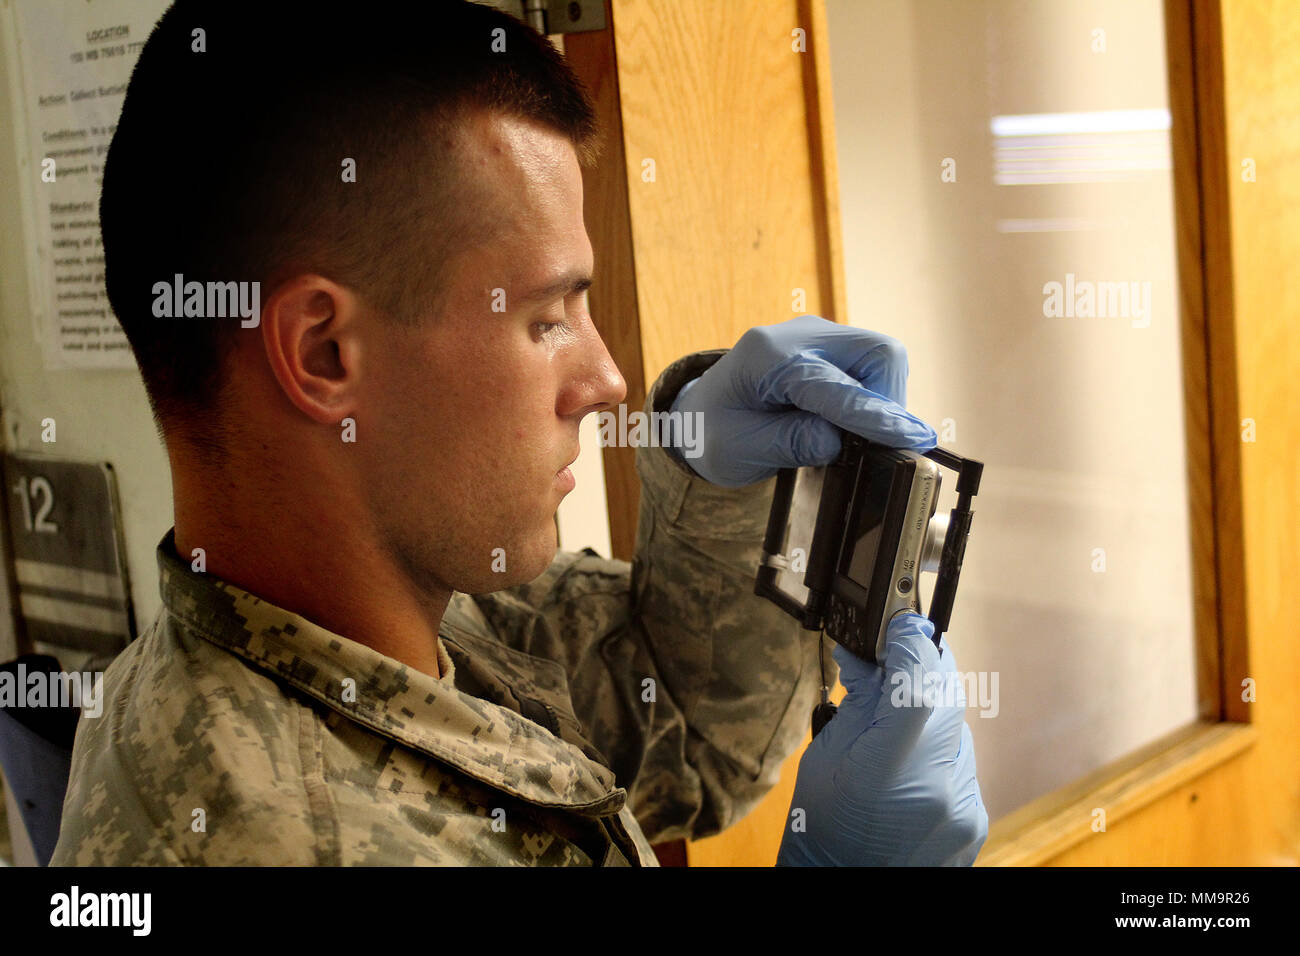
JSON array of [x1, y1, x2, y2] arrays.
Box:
[[669, 315, 937, 486], [777, 612, 988, 866]]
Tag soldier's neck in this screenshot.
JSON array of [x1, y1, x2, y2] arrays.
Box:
[[168, 446, 450, 681]]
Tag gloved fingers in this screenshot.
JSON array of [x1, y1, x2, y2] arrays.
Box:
[[843, 616, 941, 776], [885, 612, 940, 667], [738, 408, 844, 470], [669, 407, 848, 486], [919, 647, 970, 757], [900, 737, 987, 866], [742, 315, 911, 405], [918, 702, 973, 789], [832, 613, 941, 699], [760, 354, 935, 451], [936, 729, 989, 865], [929, 648, 966, 718], [816, 323, 911, 406], [946, 815, 988, 867], [831, 641, 886, 695], [910, 792, 987, 868], [945, 723, 984, 816], [955, 788, 990, 862], [952, 721, 978, 783], [961, 772, 991, 859]]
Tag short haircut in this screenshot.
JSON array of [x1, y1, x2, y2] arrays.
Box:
[[102, 0, 600, 445]]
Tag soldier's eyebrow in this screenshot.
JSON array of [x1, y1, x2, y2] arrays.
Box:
[[518, 271, 592, 304]]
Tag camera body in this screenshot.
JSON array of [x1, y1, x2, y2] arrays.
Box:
[[755, 431, 982, 663]]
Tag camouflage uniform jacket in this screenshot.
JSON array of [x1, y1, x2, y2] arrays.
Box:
[[51, 351, 830, 866]]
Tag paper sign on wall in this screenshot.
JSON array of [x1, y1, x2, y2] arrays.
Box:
[[4, 0, 170, 369]]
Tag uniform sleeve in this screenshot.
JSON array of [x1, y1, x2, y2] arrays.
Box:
[[474, 351, 834, 845]]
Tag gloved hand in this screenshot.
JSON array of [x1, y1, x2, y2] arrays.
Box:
[[777, 613, 988, 866], [669, 315, 937, 486]]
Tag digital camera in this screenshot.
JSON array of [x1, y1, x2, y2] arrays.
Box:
[[755, 431, 983, 663]]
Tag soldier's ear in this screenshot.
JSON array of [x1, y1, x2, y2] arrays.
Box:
[[259, 276, 363, 426]]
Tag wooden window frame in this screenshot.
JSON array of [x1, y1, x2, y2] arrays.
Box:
[[978, 0, 1254, 866]]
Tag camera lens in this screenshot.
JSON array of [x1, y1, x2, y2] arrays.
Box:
[[920, 512, 949, 574]]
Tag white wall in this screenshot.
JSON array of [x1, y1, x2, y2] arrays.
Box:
[[0, 5, 174, 648]]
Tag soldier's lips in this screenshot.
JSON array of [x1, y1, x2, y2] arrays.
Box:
[[555, 448, 579, 493]]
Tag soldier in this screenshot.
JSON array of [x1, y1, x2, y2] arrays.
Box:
[[51, 0, 985, 866]]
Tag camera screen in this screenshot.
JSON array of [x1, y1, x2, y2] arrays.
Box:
[[843, 456, 897, 589]]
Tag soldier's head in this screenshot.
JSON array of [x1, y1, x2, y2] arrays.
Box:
[[103, 0, 626, 592]]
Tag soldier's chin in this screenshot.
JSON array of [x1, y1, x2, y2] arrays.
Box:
[[468, 525, 557, 594]]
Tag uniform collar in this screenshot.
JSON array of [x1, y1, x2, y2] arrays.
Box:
[[156, 531, 624, 814]]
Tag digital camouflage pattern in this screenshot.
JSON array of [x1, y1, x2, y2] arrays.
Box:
[[51, 351, 832, 865]]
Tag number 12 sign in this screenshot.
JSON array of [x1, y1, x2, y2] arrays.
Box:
[[3, 453, 136, 657]]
